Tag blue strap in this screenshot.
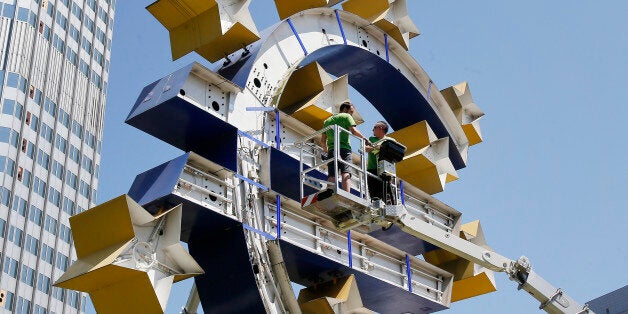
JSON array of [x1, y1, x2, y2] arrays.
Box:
[[334, 10, 347, 45], [237, 130, 269, 148], [287, 18, 308, 55], [406, 254, 413, 292], [235, 173, 269, 191], [384, 34, 390, 63]]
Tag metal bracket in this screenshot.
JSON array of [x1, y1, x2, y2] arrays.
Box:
[[539, 288, 570, 310]]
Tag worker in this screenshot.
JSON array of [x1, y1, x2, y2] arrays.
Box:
[[320, 101, 372, 192], [366, 121, 396, 203]]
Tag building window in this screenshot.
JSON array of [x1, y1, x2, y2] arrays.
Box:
[[55, 253, 68, 271], [67, 290, 79, 309], [63, 196, 75, 215], [25, 235, 39, 256], [41, 244, 54, 264], [52, 287, 65, 301], [33, 304, 47, 314], [29, 205, 43, 226], [3, 290, 14, 311], [66, 170, 77, 189], [2, 99, 15, 115], [15, 297, 31, 314], [55, 134, 67, 153], [12, 196, 27, 216], [48, 186, 61, 207], [40, 123, 53, 143], [0, 218, 5, 237], [79, 180, 90, 198], [20, 265, 35, 286], [44, 98, 57, 117], [59, 224, 71, 243], [8, 225, 23, 247], [71, 2, 82, 20], [33, 177, 47, 197], [37, 149, 51, 170], [52, 160, 64, 179], [3, 257, 18, 278], [59, 109, 70, 128], [44, 215, 57, 235], [71, 120, 83, 139], [69, 145, 80, 163], [37, 274, 51, 294]]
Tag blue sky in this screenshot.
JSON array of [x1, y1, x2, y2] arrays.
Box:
[[95, 1, 627, 313]]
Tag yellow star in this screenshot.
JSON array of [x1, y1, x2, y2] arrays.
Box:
[[54, 195, 203, 314], [147, 0, 260, 62], [441, 82, 485, 147], [342, 0, 420, 50]]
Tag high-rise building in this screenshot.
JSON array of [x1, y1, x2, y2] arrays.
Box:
[[0, 0, 115, 313], [588, 285, 628, 314]]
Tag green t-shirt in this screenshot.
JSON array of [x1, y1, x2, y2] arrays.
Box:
[[367, 136, 394, 171], [323, 113, 356, 150]]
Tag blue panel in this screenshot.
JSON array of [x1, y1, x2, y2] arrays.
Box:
[[189, 226, 266, 314], [128, 153, 189, 205], [269, 147, 326, 201], [299, 45, 465, 170], [126, 93, 238, 172], [127, 63, 194, 120], [368, 225, 439, 256], [279, 240, 447, 313]]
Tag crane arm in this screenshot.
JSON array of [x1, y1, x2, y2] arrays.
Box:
[[381, 204, 593, 314]]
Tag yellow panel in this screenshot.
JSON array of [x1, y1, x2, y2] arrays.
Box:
[[299, 298, 336, 314], [291, 103, 333, 130], [423, 248, 459, 266], [278, 62, 327, 111], [462, 122, 483, 146], [55, 264, 142, 293], [147, 0, 217, 30], [298, 275, 355, 303], [54, 241, 132, 287], [388, 121, 435, 155], [374, 19, 409, 50], [461, 220, 481, 239], [70, 195, 135, 259], [274, 0, 332, 20], [445, 173, 458, 183], [451, 271, 497, 302], [194, 22, 261, 62], [396, 155, 445, 194], [170, 7, 221, 60], [149, 0, 260, 62], [89, 267, 164, 314], [440, 86, 463, 123], [342, 0, 389, 22], [173, 273, 197, 283]]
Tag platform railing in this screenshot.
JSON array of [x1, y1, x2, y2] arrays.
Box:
[[263, 203, 449, 305], [295, 124, 369, 200]]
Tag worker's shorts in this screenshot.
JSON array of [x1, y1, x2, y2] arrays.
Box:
[[326, 148, 352, 179]]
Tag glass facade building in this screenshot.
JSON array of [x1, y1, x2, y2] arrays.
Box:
[[0, 0, 115, 313]]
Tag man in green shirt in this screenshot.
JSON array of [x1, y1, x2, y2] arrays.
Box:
[[366, 121, 393, 200], [320, 102, 371, 192]]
